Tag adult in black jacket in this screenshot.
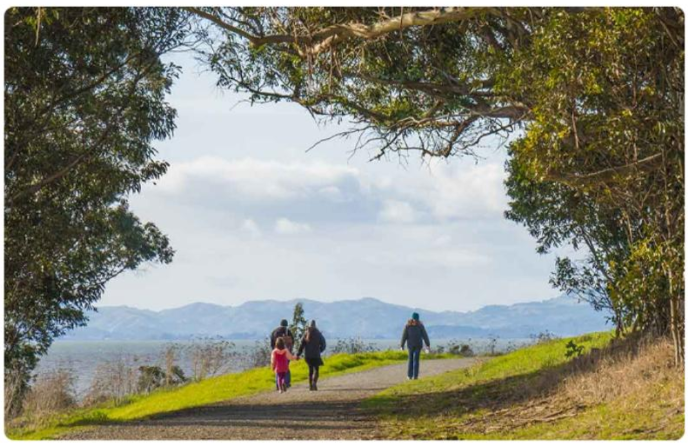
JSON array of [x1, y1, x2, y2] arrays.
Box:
[[270, 319, 295, 351], [297, 320, 326, 391], [270, 319, 295, 388], [400, 312, 430, 380]]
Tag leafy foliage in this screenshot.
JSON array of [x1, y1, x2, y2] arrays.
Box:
[[4, 7, 190, 415], [502, 9, 684, 361], [565, 340, 585, 358]]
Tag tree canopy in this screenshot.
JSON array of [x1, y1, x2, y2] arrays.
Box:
[[190, 7, 684, 361], [4, 7, 190, 414]]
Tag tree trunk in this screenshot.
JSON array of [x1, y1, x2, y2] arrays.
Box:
[[667, 267, 684, 365]]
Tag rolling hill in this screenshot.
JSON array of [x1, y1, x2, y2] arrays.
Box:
[[62, 296, 610, 340]]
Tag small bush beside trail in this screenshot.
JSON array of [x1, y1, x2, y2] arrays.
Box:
[[21, 369, 77, 424], [331, 337, 377, 354]]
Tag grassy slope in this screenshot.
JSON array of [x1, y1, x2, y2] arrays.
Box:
[[364, 332, 684, 440], [9, 350, 452, 440]]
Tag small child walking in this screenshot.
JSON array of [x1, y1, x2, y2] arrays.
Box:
[[271, 336, 298, 393]]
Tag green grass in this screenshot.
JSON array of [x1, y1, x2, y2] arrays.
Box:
[[363, 332, 685, 440], [366, 332, 613, 409], [8, 350, 454, 440]]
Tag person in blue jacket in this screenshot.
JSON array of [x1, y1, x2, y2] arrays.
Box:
[[400, 312, 430, 380]]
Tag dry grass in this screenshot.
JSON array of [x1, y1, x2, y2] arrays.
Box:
[[459, 336, 683, 435], [562, 336, 679, 405]]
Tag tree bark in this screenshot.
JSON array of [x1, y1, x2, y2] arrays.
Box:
[[668, 267, 684, 365]]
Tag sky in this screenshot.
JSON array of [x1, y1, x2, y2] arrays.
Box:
[[99, 51, 563, 313]]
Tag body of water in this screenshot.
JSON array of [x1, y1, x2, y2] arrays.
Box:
[[36, 337, 532, 397]]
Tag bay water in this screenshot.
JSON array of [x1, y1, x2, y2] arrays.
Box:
[[36, 338, 532, 398]]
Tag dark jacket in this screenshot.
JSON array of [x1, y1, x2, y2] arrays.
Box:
[[270, 326, 295, 352], [401, 320, 430, 350], [297, 328, 326, 360]]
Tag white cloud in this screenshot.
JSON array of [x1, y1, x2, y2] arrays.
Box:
[[393, 161, 508, 220], [241, 219, 262, 239], [150, 155, 507, 226], [274, 218, 312, 235], [433, 235, 452, 247], [156, 156, 360, 201], [362, 248, 490, 269], [318, 186, 344, 201], [378, 200, 418, 224], [436, 163, 507, 219]]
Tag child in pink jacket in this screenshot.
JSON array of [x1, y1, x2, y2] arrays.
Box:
[[271, 337, 298, 392]]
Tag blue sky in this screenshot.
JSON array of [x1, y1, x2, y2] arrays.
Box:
[[99, 51, 561, 313]]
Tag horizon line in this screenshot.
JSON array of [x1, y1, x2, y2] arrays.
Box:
[[94, 294, 567, 315]]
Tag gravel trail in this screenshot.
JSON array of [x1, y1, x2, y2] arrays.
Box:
[[63, 357, 480, 440]]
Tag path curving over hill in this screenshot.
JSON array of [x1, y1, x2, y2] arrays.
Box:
[[63, 357, 480, 440]]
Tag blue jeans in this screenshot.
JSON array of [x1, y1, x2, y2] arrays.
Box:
[[407, 347, 421, 379]]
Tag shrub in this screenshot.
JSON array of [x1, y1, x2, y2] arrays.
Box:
[[137, 366, 163, 394], [438, 340, 475, 357], [487, 335, 499, 355], [160, 343, 184, 386], [530, 330, 558, 344], [185, 337, 236, 381], [565, 340, 585, 358], [82, 358, 138, 407], [4, 365, 28, 419], [137, 364, 187, 394], [22, 369, 76, 423], [331, 337, 377, 354], [246, 337, 272, 368]]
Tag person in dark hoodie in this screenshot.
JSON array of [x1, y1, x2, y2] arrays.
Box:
[[297, 320, 326, 391], [270, 319, 295, 389], [400, 312, 430, 380]]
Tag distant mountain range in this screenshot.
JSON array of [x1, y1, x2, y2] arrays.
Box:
[[61, 296, 611, 341]]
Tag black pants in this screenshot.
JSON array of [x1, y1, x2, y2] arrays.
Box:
[[308, 364, 320, 380]]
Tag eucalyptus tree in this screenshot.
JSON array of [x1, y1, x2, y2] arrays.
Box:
[[189, 7, 684, 361], [4, 7, 190, 414]]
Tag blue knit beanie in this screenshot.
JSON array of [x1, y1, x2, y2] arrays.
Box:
[[412, 312, 420, 321]]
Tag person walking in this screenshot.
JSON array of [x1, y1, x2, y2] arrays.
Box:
[[400, 312, 430, 380], [271, 337, 298, 393], [270, 319, 295, 389], [297, 320, 326, 391]]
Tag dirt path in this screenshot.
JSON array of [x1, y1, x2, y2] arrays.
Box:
[[63, 358, 480, 440]]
